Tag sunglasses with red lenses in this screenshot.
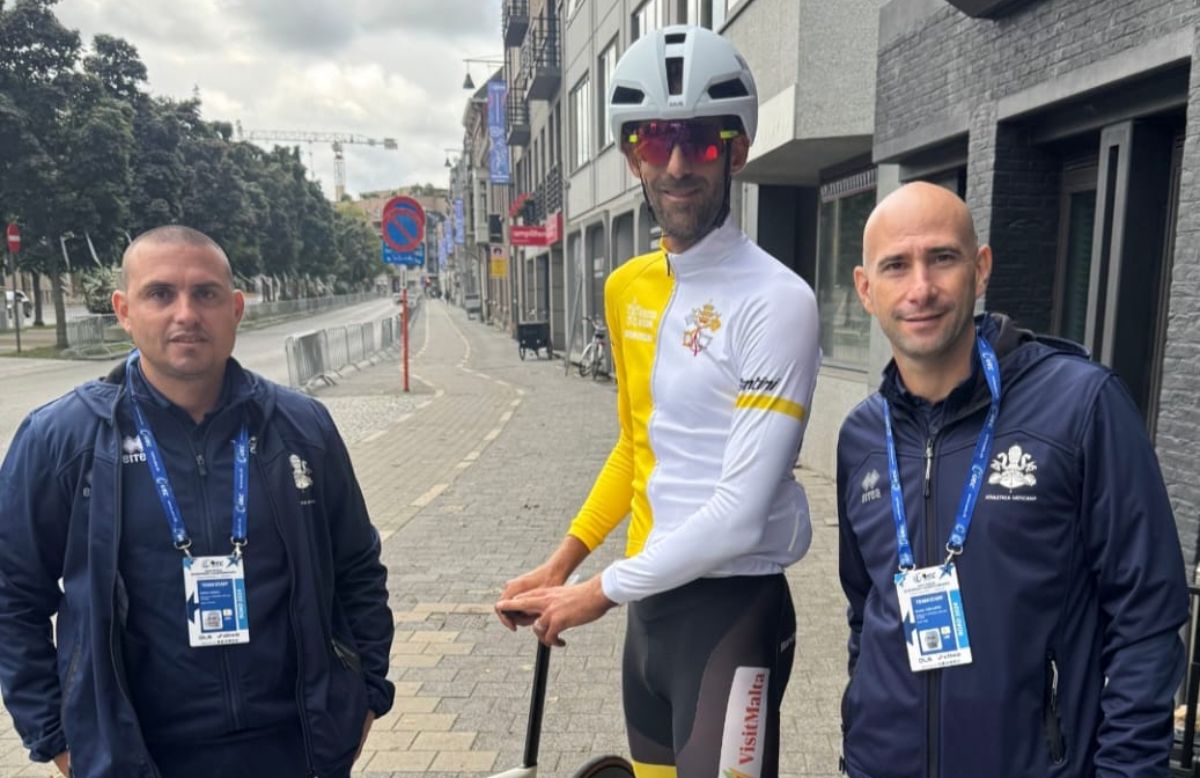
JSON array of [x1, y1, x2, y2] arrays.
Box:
[[624, 120, 740, 166]]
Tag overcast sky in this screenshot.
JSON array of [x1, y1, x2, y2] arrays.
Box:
[[54, 0, 505, 200]]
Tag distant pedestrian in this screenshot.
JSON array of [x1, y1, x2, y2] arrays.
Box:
[[496, 25, 820, 778], [837, 182, 1187, 778], [0, 226, 394, 778]]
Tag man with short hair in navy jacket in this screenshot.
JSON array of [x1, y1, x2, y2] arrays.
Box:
[[837, 182, 1188, 778], [0, 226, 394, 778]]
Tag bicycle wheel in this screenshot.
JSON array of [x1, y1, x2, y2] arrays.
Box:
[[590, 351, 602, 380], [578, 344, 594, 377], [569, 755, 635, 778], [519, 346, 527, 360]]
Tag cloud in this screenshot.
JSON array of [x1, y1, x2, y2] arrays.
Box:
[[223, 0, 357, 53], [52, 0, 504, 198]]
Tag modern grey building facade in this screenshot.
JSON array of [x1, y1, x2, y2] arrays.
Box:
[[874, 0, 1199, 547]]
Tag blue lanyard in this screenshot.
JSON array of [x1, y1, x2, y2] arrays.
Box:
[[124, 352, 249, 557], [883, 335, 1001, 571]]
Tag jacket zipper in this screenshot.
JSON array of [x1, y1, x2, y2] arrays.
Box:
[[1045, 652, 1066, 764], [193, 434, 245, 733], [260, 456, 319, 777], [111, 417, 164, 778], [924, 432, 938, 778]]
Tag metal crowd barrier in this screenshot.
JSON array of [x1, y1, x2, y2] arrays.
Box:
[[64, 314, 128, 357], [285, 313, 405, 390]]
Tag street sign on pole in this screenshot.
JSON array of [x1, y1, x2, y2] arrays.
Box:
[[6, 224, 19, 254], [381, 196, 426, 267]]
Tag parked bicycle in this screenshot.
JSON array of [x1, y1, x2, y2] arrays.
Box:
[[577, 316, 610, 380]]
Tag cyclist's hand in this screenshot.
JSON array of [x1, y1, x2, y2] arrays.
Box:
[[497, 576, 617, 647], [496, 565, 564, 630]]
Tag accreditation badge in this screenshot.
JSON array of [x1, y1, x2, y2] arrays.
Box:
[[183, 555, 250, 647], [893, 563, 971, 672]]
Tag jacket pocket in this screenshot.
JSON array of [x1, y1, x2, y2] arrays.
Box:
[[306, 637, 369, 775], [1044, 652, 1066, 765], [332, 637, 363, 676], [60, 640, 82, 717]]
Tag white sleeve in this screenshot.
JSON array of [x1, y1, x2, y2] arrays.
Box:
[[600, 279, 821, 603]]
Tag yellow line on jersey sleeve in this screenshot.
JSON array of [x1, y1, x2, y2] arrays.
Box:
[[630, 759, 677, 778], [734, 393, 807, 421]]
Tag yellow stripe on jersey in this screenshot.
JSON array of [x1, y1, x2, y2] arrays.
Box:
[[630, 759, 677, 778], [734, 393, 807, 421]]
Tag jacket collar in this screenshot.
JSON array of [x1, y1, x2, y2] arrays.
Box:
[[663, 217, 747, 278], [76, 356, 275, 427]]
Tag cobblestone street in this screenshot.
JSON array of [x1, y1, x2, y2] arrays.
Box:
[[0, 300, 846, 777]]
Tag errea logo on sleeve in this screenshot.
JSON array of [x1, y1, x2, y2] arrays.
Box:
[[861, 469, 882, 504]]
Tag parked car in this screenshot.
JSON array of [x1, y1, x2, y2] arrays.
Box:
[[5, 290, 31, 320]]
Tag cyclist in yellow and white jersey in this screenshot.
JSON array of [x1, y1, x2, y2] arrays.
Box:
[[496, 24, 820, 778]]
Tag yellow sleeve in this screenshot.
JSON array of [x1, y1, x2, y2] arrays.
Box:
[[566, 273, 635, 550]]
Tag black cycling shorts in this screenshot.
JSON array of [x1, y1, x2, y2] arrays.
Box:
[[622, 573, 796, 778]]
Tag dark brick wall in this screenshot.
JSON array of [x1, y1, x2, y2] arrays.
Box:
[[983, 124, 1061, 332], [878, 0, 1200, 554], [876, 0, 1195, 150], [1158, 30, 1200, 564]]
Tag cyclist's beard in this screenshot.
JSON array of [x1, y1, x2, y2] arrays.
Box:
[[646, 172, 725, 252]]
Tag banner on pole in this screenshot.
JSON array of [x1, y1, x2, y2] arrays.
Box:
[[487, 81, 510, 185]]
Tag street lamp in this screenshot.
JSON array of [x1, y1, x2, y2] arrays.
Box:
[[444, 148, 460, 168], [462, 57, 505, 90]]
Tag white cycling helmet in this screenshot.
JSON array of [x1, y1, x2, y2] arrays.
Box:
[[608, 24, 758, 146]]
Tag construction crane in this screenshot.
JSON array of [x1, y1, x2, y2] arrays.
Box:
[[235, 122, 398, 201]]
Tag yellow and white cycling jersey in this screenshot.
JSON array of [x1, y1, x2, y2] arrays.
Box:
[[568, 219, 821, 604]]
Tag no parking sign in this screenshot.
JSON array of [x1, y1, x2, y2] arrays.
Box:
[[381, 196, 425, 267]]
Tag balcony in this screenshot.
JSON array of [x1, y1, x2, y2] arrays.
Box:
[[503, 0, 529, 48], [519, 14, 561, 102], [506, 90, 530, 147], [532, 164, 562, 224]]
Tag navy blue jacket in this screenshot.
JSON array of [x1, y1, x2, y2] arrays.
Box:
[[0, 359, 395, 778], [837, 314, 1188, 778]]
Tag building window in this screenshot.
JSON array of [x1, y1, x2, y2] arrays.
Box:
[[686, 0, 714, 27], [565, 0, 581, 20], [1052, 164, 1097, 347], [712, 0, 728, 29], [598, 39, 618, 149], [632, 0, 660, 42], [570, 76, 592, 171], [816, 170, 876, 368]]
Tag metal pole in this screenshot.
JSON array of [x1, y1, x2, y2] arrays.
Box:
[[8, 251, 19, 355], [521, 641, 551, 768], [401, 288, 409, 392]]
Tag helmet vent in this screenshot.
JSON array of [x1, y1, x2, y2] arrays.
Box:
[[664, 32, 687, 44], [666, 57, 684, 95], [611, 86, 645, 105], [708, 78, 749, 100]]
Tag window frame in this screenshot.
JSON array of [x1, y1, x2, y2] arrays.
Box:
[[815, 169, 877, 370], [569, 75, 592, 172], [597, 38, 619, 151]]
